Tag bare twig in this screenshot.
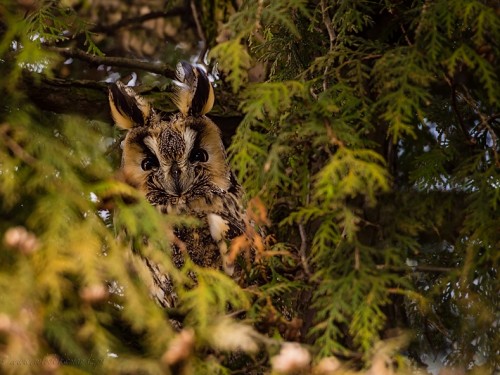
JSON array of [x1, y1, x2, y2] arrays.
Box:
[[354, 247, 360, 270], [415, 0, 432, 38], [45, 46, 176, 78], [38, 75, 108, 90], [255, 0, 264, 31], [226, 309, 246, 318], [400, 23, 412, 46], [91, 7, 186, 34], [0, 124, 38, 166], [376, 264, 454, 273], [298, 174, 312, 277], [320, 0, 336, 92], [298, 223, 312, 277], [320, 0, 336, 49], [190, 0, 207, 64]]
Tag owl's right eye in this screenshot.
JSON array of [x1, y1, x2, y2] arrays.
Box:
[[189, 148, 209, 163], [141, 156, 159, 171]]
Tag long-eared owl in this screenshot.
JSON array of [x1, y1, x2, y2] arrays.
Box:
[[108, 62, 246, 307]]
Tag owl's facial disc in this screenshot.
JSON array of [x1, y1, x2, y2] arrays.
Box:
[[138, 125, 212, 200]]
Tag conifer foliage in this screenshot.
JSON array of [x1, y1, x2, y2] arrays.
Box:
[[0, 0, 499, 374]]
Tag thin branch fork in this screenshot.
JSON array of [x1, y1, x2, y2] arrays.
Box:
[[45, 46, 176, 79]]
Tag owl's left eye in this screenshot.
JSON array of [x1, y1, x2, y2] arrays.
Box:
[[141, 156, 159, 171], [189, 148, 209, 163]]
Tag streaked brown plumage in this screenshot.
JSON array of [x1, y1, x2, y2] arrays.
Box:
[[109, 62, 246, 307]]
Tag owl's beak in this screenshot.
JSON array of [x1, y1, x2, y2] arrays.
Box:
[[170, 163, 183, 195], [170, 163, 181, 180]]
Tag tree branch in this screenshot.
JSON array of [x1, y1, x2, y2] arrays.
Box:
[[320, 0, 336, 92], [91, 6, 187, 34], [0, 124, 38, 166], [376, 264, 454, 273], [22, 73, 111, 122], [298, 223, 312, 277], [45, 46, 176, 79], [22, 73, 243, 145], [190, 0, 208, 63]]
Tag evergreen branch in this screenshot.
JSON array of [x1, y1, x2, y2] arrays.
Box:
[[44, 46, 176, 78], [91, 6, 187, 34]]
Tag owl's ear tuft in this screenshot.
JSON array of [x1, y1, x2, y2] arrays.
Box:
[[173, 61, 214, 117], [109, 82, 151, 129]]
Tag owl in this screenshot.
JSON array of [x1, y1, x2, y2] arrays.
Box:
[[108, 62, 247, 307]]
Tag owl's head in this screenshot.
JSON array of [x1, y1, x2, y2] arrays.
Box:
[[109, 62, 232, 211]]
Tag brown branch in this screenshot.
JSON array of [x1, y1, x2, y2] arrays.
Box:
[[45, 46, 176, 79], [320, 0, 336, 92], [376, 264, 454, 273], [190, 1, 207, 63], [298, 223, 312, 277], [320, 0, 336, 49], [399, 23, 412, 46], [91, 6, 187, 34], [0, 124, 38, 166], [22, 72, 111, 122]]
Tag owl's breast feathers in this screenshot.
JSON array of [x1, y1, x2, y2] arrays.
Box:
[[153, 175, 246, 274]]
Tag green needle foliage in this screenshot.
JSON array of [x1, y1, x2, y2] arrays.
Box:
[[0, 0, 499, 374]]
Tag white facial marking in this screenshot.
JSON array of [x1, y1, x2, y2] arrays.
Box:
[[183, 128, 197, 157], [143, 136, 160, 157]]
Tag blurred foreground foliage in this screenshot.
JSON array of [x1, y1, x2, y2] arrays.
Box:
[[0, 0, 499, 374]]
